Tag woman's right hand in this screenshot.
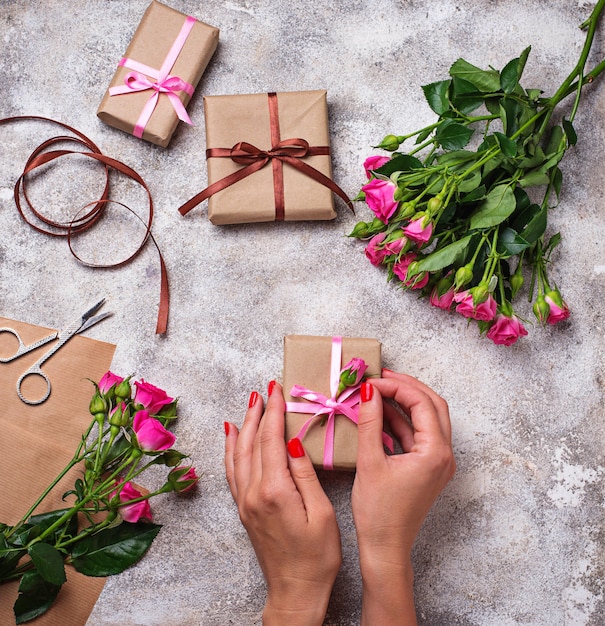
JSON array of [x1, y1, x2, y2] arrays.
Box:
[[352, 370, 456, 625]]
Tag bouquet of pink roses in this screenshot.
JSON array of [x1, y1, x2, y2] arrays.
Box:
[[0, 372, 198, 624], [349, 1, 605, 345]]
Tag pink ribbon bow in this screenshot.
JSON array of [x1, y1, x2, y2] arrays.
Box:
[[285, 336, 393, 470], [109, 15, 196, 138]]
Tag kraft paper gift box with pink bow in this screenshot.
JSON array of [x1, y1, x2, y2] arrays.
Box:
[[283, 335, 392, 471], [97, 1, 219, 147], [177, 90, 353, 224]]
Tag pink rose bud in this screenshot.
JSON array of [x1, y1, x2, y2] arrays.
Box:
[[363, 155, 390, 178], [453, 290, 497, 321], [168, 466, 200, 493], [486, 313, 529, 346], [112, 481, 152, 523], [544, 289, 570, 325], [134, 380, 175, 415], [393, 253, 429, 289], [361, 178, 399, 224], [403, 215, 433, 245], [364, 232, 388, 266], [430, 285, 456, 310], [337, 358, 368, 396], [133, 410, 176, 452], [98, 371, 124, 395]]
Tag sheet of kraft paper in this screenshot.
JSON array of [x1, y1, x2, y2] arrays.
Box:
[[0, 317, 115, 626]]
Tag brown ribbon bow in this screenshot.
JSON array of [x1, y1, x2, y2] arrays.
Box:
[[178, 92, 354, 220]]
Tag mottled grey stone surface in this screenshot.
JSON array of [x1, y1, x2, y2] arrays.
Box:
[[1, 0, 604, 624]]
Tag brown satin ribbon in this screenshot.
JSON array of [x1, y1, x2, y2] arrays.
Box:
[[178, 92, 354, 220], [0, 115, 169, 335]]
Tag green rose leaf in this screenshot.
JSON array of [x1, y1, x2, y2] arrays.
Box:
[[494, 132, 517, 158], [14, 571, 62, 625], [562, 118, 577, 146], [376, 153, 424, 177], [409, 235, 473, 275], [436, 120, 474, 151], [450, 77, 484, 114], [422, 79, 451, 115], [520, 206, 547, 243], [449, 58, 501, 93], [71, 522, 162, 577], [28, 543, 66, 586], [500, 47, 531, 94], [518, 170, 551, 187], [498, 227, 531, 257], [470, 184, 516, 229]]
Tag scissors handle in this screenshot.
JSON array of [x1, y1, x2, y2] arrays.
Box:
[[0, 327, 58, 362], [16, 365, 52, 405]]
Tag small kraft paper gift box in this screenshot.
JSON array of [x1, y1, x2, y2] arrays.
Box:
[[177, 90, 353, 224], [97, 1, 219, 147], [283, 335, 384, 471]]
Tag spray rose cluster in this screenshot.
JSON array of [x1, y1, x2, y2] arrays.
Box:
[[1, 372, 198, 623], [348, 4, 605, 344]]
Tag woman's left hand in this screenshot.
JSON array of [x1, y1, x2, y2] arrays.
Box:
[[224, 381, 342, 626]]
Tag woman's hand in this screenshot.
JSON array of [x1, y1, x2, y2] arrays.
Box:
[[224, 381, 342, 626], [352, 370, 456, 625]]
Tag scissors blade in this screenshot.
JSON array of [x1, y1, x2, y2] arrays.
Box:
[[78, 311, 113, 334], [60, 299, 109, 338]]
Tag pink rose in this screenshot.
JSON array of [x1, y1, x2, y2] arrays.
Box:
[[112, 481, 152, 523], [403, 217, 433, 245], [134, 380, 174, 414], [544, 290, 570, 325], [384, 235, 407, 256], [361, 178, 399, 224], [393, 253, 429, 289], [364, 232, 388, 266], [487, 314, 529, 346], [430, 286, 455, 310], [98, 371, 124, 395], [363, 155, 390, 178], [453, 290, 497, 321], [133, 410, 176, 452], [168, 466, 200, 494]]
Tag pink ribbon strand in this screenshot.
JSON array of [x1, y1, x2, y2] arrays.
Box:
[[109, 15, 196, 138]]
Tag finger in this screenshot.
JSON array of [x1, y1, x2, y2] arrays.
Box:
[[224, 420, 240, 500], [382, 401, 415, 452], [285, 437, 334, 521], [381, 370, 452, 441], [372, 376, 450, 444], [356, 380, 388, 470], [259, 380, 289, 472], [233, 389, 265, 494]]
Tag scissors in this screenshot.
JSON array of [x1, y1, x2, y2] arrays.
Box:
[[0, 299, 112, 405]]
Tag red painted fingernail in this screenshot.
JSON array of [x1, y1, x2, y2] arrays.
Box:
[[224, 421, 230, 436], [382, 368, 394, 375], [287, 437, 305, 458], [248, 391, 259, 408], [268, 380, 276, 396], [361, 381, 373, 402]]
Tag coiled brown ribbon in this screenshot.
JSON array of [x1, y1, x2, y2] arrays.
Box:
[[0, 115, 169, 335], [178, 92, 353, 220]]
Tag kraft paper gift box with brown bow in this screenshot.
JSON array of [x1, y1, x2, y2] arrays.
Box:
[[177, 90, 353, 224], [283, 335, 382, 471], [97, 1, 219, 147]]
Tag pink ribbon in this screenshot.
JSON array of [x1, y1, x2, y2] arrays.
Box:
[[109, 15, 197, 138], [285, 336, 393, 470]]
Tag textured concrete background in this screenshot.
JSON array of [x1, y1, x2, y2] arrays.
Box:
[[1, 1, 604, 624]]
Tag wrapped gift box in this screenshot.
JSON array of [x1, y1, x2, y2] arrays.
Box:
[[196, 90, 342, 224], [97, 1, 219, 147], [283, 335, 382, 471]]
